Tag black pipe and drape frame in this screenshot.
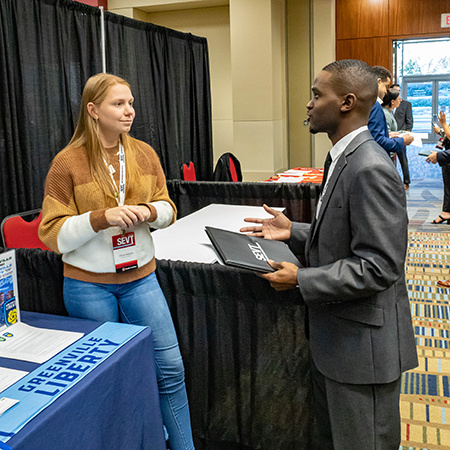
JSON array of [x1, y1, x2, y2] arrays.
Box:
[[0, 0, 213, 222]]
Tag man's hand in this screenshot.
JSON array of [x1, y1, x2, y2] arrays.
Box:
[[402, 133, 414, 146], [426, 152, 438, 164], [439, 111, 447, 127], [105, 205, 151, 229], [240, 204, 292, 241], [259, 260, 299, 291]]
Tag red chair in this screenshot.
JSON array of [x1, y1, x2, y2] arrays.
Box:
[[1, 209, 50, 250], [229, 156, 239, 182], [182, 162, 196, 181]]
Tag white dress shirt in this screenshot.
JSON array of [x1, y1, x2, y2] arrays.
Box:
[[316, 126, 368, 219]]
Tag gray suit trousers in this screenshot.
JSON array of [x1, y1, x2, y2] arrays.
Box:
[[310, 359, 402, 450]]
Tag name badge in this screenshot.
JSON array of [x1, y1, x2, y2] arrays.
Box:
[[112, 232, 138, 273]]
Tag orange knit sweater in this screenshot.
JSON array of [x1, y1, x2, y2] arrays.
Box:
[[39, 139, 176, 284]]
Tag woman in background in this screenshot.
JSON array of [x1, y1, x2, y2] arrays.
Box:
[[39, 73, 194, 449], [381, 88, 402, 134], [382, 88, 412, 190]]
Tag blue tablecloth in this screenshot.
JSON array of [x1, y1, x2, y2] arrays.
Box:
[[0, 311, 165, 450]]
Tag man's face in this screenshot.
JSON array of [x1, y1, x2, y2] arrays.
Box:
[[377, 77, 391, 99], [306, 70, 342, 137]]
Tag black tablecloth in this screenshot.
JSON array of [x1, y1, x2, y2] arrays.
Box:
[[14, 249, 313, 449], [11, 178, 318, 449]]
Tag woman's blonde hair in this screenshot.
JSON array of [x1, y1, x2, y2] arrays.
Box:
[[69, 73, 140, 199]]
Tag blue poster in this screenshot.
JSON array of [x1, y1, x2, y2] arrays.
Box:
[[0, 251, 19, 329]]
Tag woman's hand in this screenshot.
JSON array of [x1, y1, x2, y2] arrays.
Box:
[[105, 205, 151, 229], [426, 152, 438, 164], [240, 204, 292, 241]]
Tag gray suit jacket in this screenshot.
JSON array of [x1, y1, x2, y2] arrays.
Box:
[[289, 130, 418, 385], [394, 100, 413, 131]]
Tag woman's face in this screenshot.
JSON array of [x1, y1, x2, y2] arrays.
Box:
[[392, 96, 401, 109], [89, 83, 135, 142]]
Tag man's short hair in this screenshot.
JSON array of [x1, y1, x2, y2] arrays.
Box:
[[322, 59, 378, 108], [372, 66, 392, 83]]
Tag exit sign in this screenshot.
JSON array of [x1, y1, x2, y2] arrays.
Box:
[[442, 13, 450, 27]]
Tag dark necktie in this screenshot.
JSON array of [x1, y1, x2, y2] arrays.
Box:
[[320, 152, 332, 193]]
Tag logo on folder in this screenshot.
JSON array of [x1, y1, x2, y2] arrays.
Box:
[[248, 242, 269, 262]]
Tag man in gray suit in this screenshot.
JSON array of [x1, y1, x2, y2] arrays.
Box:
[[241, 60, 418, 449], [392, 83, 413, 188], [392, 84, 413, 132]]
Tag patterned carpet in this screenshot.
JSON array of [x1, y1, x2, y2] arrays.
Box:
[[400, 178, 450, 450]]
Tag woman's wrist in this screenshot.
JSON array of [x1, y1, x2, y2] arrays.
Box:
[[139, 203, 157, 222]]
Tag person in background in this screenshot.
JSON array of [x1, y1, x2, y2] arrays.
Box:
[[381, 88, 402, 134], [39, 73, 195, 450], [427, 110, 450, 226], [368, 66, 414, 175], [381, 88, 412, 190], [392, 83, 413, 131], [427, 111, 450, 288], [392, 83, 413, 189], [241, 59, 418, 449]]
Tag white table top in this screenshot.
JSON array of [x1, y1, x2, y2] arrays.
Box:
[[152, 204, 284, 263]]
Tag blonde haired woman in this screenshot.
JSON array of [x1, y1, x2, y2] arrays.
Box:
[[39, 73, 194, 449]]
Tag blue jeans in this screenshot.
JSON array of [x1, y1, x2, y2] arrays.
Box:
[[63, 273, 195, 450]]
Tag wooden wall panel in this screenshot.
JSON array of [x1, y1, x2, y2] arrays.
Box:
[[336, 37, 390, 68], [389, 0, 450, 36], [336, 0, 450, 71], [336, 0, 389, 40]]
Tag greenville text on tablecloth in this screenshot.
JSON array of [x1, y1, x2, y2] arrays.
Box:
[[18, 337, 119, 396]]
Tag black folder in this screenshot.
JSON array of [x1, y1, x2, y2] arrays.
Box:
[[418, 149, 431, 157], [205, 226, 302, 273]]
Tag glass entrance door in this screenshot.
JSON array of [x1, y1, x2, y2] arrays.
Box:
[[438, 80, 450, 118], [404, 80, 433, 137], [394, 38, 450, 143], [403, 77, 450, 142]]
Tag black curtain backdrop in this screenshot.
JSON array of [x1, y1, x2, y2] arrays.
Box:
[[15, 248, 314, 449], [0, 0, 213, 222], [104, 13, 213, 184], [0, 0, 102, 221]]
